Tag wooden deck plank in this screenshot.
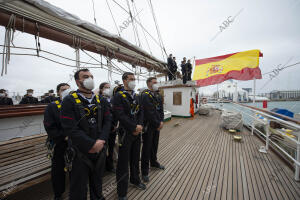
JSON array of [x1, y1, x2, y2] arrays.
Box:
[[177, 117, 222, 200], [167, 116, 221, 199], [247, 135, 286, 200], [132, 117, 205, 200], [197, 121, 226, 200], [211, 127, 230, 200]]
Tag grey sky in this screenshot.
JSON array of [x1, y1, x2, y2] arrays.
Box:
[[0, 0, 299, 96]]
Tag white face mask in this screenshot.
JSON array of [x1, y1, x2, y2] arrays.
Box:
[[102, 88, 111, 97], [61, 88, 72, 100], [0, 93, 5, 97], [152, 84, 159, 91], [28, 93, 33, 96], [82, 77, 95, 90], [128, 81, 136, 90]]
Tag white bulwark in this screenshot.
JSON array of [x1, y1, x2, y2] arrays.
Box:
[[159, 81, 200, 117]]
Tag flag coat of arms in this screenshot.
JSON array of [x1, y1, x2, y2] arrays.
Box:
[[192, 49, 263, 86]]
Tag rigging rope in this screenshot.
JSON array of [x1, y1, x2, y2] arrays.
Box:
[[110, 0, 165, 54], [91, 0, 98, 25], [2, 14, 16, 76], [132, 1, 152, 55], [106, 0, 121, 36], [126, 0, 141, 47], [148, 0, 168, 59]]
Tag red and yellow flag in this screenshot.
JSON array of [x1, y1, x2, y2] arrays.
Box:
[[192, 49, 263, 86]]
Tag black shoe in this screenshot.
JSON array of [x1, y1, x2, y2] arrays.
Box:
[[130, 182, 146, 190], [151, 162, 165, 170], [118, 197, 128, 200], [107, 168, 116, 173], [142, 175, 150, 182]]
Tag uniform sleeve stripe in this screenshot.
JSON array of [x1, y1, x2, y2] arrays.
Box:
[[61, 115, 74, 120]]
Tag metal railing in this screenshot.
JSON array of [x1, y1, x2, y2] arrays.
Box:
[[216, 102, 300, 181]]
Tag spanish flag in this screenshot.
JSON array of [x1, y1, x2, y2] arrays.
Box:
[[192, 49, 263, 86]]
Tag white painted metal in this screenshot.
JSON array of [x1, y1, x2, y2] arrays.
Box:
[[163, 86, 199, 117]]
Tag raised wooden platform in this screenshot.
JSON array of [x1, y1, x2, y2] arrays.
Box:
[[7, 110, 300, 200]]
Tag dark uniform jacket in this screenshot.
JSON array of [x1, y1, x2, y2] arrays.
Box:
[[112, 89, 143, 134], [167, 57, 173, 70], [44, 96, 57, 103], [186, 62, 192, 73], [172, 60, 178, 73], [141, 89, 162, 129], [60, 91, 112, 154], [43, 99, 65, 144], [19, 96, 39, 104], [181, 63, 187, 75], [102, 96, 118, 130], [0, 97, 13, 105], [154, 91, 164, 122]]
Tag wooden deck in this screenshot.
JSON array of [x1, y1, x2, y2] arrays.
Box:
[[8, 110, 300, 200]]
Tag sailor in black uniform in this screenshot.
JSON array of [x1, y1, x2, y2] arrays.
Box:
[[99, 82, 118, 173], [167, 54, 174, 81], [60, 68, 112, 200], [19, 89, 39, 104], [181, 60, 187, 84], [0, 89, 13, 105], [112, 72, 146, 200], [186, 59, 192, 81], [172, 57, 178, 80], [140, 77, 165, 182], [151, 88, 165, 170], [43, 83, 70, 200], [44, 89, 57, 103]]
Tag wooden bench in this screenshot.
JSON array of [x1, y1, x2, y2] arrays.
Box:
[[0, 133, 50, 197]]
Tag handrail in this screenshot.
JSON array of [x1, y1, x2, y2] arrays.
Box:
[[221, 102, 300, 181], [235, 102, 300, 125], [0, 105, 46, 119]]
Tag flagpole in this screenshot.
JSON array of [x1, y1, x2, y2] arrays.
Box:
[[251, 78, 256, 135], [193, 56, 195, 81]]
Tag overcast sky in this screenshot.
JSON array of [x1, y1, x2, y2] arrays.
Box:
[[0, 0, 299, 96]]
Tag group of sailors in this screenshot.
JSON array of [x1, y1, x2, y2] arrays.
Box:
[[0, 88, 58, 105], [43, 69, 165, 200], [167, 54, 192, 84]]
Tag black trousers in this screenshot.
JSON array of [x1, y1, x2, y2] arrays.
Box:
[[141, 127, 154, 176], [151, 130, 160, 165], [182, 73, 187, 84], [168, 72, 173, 81], [187, 72, 192, 81], [106, 130, 117, 170], [69, 152, 105, 200], [116, 131, 141, 197], [172, 71, 177, 80], [51, 141, 67, 198]]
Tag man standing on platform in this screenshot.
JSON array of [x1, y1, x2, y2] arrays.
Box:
[[186, 59, 192, 81], [167, 54, 174, 81]]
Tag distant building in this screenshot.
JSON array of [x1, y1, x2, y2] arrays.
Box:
[[270, 90, 300, 100], [213, 81, 250, 102], [242, 88, 252, 94]]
